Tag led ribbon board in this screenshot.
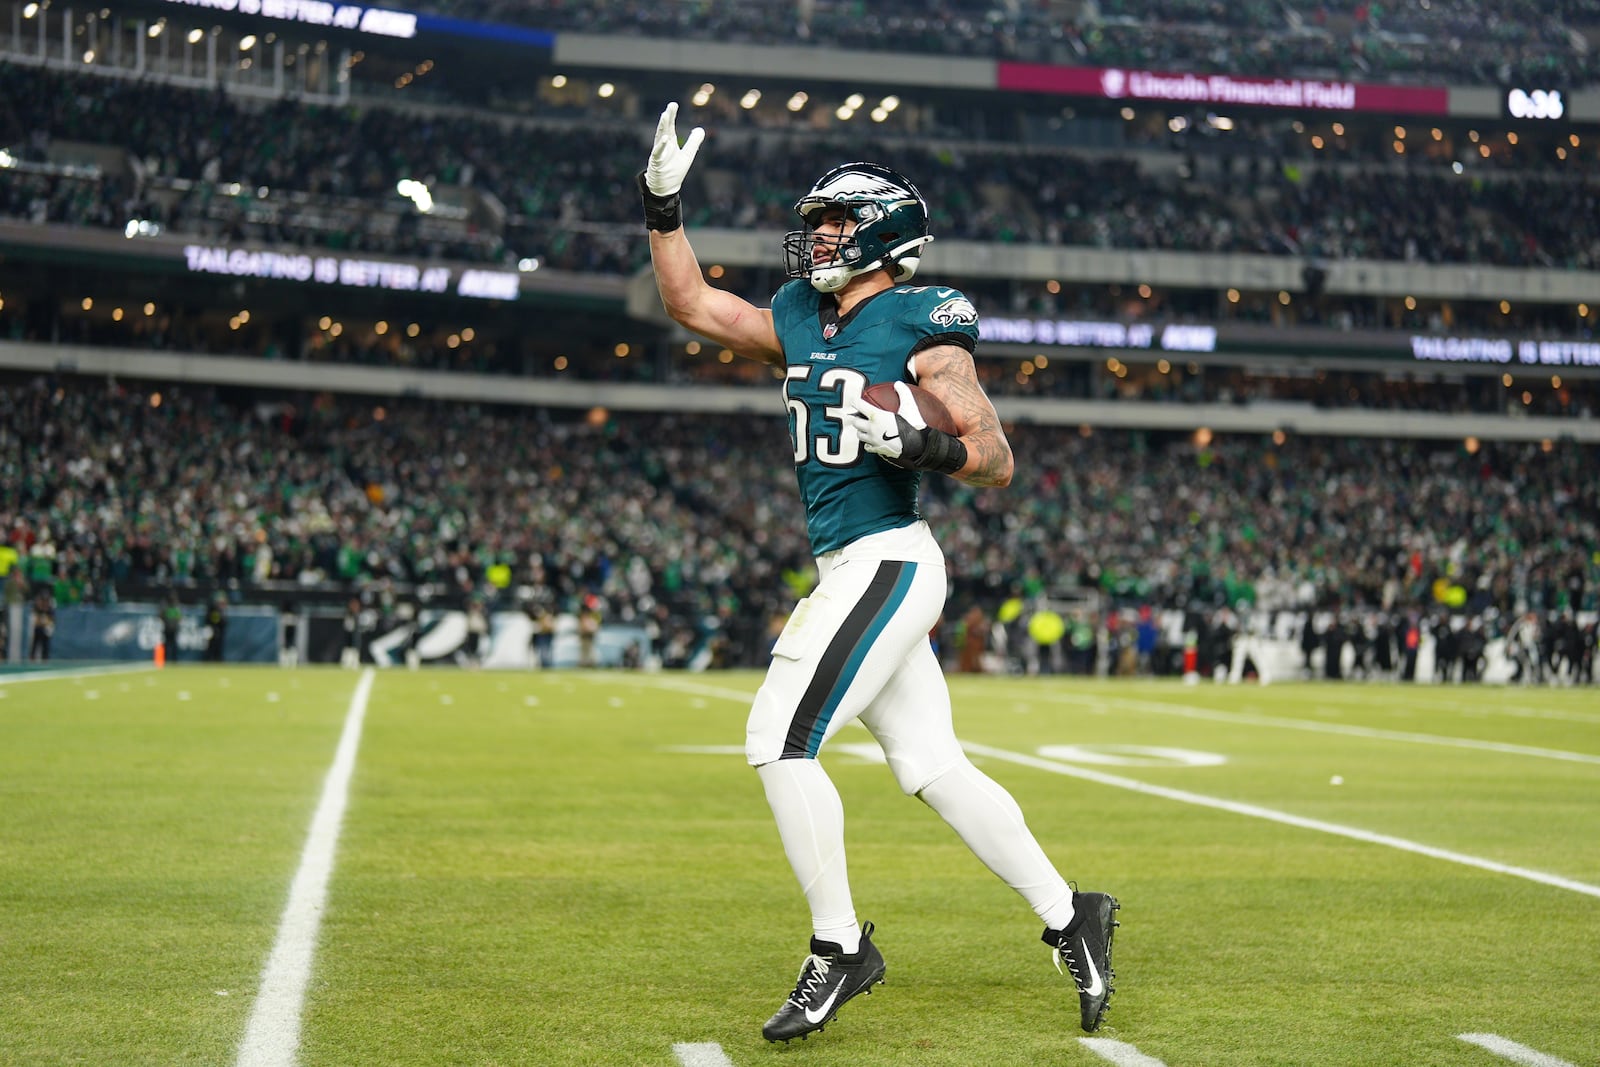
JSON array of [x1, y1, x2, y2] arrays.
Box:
[[157, 0, 418, 39], [182, 244, 520, 300]]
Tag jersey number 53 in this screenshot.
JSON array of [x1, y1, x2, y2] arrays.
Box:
[[783, 365, 871, 467]]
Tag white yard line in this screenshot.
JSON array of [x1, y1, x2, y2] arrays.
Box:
[[1458, 1033, 1581, 1067], [1031, 691, 1600, 766], [1270, 690, 1600, 727], [632, 676, 1600, 898], [1079, 1037, 1171, 1066], [624, 677, 757, 704], [236, 669, 375, 1067], [964, 742, 1600, 900], [672, 1042, 738, 1067], [0, 662, 157, 684]]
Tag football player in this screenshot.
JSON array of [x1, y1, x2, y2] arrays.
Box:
[[638, 103, 1119, 1041]]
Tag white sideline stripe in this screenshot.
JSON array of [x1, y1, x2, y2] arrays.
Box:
[[1272, 691, 1600, 727], [672, 1042, 737, 1067], [236, 669, 375, 1067], [627, 677, 756, 704], [1459, 1033, 1581, 1067], [1079, 1038, 1170, 1066], [1036, 691, 1600, 766], [963, 742, 1600, 900], [0, 663, 157, 684]]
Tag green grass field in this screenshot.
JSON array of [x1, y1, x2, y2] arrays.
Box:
[[2, 665, 1597, 1067]]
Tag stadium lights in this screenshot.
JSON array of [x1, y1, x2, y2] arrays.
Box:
[[517, 257, 539, 272], [0, 149, 13, 168], [550, 74, 567, 88], [597, 82, 614, 98], [691, 83, 714, 107], [396, 179, 433, 213], [739, 89, 761, 109], [239, 34, 256, 50], [22, 3, 38, 17], [148, 22, 164, 38], [1206, 114, 1234, 131], [187, 28, 203, 43], [786, 92, 807, 112]]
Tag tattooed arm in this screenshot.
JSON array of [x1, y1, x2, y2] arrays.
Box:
[[912, 343, 1014, 488]]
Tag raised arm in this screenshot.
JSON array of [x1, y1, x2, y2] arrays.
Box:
[[638, 104, 783, 366]]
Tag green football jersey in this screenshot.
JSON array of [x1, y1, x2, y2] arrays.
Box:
[[771, 279, 980, 554]]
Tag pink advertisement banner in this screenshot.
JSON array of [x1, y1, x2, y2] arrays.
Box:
[[998, 63, 1450, 116]]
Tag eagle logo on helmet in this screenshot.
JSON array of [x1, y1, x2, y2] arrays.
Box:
[[804, 172, 917, 210]]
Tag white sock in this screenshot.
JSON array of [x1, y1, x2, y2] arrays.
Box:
[[918, 759, 1076, 931], [756, 758, 861, 954]]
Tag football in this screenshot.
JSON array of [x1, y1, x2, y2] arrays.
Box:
[[860, 382, 959, 436]]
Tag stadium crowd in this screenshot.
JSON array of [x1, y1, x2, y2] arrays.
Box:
[[3, 376, 1594, 671], [5, 66, 1600, 276], [404, 0, 1600, 87]]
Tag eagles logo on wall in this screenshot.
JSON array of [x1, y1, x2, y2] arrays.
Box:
[[930, 296, 979, 327]]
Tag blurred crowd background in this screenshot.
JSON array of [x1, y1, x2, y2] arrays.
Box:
[[1, 0, 1595, 677]]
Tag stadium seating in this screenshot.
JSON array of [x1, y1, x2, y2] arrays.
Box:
[[1, 4, 1596, 673]]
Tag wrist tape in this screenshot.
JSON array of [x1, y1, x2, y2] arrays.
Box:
[[636, 170, 682, 233]]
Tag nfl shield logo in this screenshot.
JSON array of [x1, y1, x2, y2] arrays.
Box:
[[823, 323, 838, 340]]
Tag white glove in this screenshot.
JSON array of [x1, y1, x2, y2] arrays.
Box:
[[841, 382, 927, 464], [645, 102, 705, 197]]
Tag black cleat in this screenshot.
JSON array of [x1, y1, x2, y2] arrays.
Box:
[[762, 921, 887, 1043], [1044, 890, 1120, 1032]]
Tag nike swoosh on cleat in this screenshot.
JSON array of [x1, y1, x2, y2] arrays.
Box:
[[803, 986, 843, 1025], [1078, 938, 1104, 998]]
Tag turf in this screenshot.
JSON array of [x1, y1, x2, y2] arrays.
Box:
[[2, 667, 1596, 1066]]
